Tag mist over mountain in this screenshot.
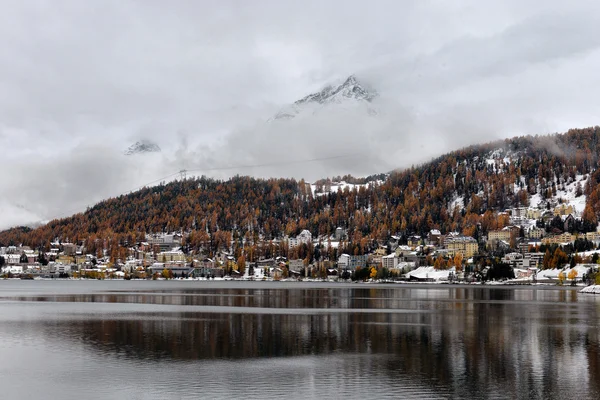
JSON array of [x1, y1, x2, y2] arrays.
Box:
[[3, 1, 600, 230], [124, 140, 162, 155], [273, 75, 378, 120], [3, 127, 600, 252]]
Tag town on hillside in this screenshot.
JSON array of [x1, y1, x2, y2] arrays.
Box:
[[2, 201, 600, 285]]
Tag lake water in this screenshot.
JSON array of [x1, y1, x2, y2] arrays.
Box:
[[0, 281, 599, 399]]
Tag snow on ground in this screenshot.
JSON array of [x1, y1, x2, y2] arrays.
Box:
[[310, 180, 384, 197], [405, 266, 454, 281], [581, 285, 600, 294], [448, 195, 464, 212], [536, 265, 591, 280], [528, 174, 588, 215], [573, 250, 600, 258], [557, 174, 588, 214]]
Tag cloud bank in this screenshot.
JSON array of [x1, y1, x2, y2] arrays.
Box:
[[2, 0, 600, 228]]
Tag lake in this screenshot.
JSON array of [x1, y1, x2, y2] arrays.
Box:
[[0, 280, 599, 399]]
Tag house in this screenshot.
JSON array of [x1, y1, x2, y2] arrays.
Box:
[[334, 227, 346, 240], [526, 208, 542, 220], [62, 243, 77, 256], [526, 227, 545, 240], [288, 259, 304, 271], [562, 214, 576, 232], [427, 230, 442, 246], [407, 235, 421, 248], [541, 211, 555, 224], [370, 247, 388, 266], [388, 235, 400, 251], [554, 204, 574, 216]]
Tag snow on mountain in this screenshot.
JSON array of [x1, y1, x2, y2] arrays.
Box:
[[124, 140, 161, 155], [273, 75, 378, 120], [450, 147, 589, 217], [310, 178, 385, 197], [529, 173, 588, 214]]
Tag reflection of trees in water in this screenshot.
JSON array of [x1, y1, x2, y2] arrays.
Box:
[[61, 299, 600, 398], [15, 286, 598, 398]]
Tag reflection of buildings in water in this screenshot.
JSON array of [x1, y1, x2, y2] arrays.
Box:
[[20, 286, 600, 398]]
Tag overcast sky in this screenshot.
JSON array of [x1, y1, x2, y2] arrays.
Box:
[[2, 0, 600, 229]]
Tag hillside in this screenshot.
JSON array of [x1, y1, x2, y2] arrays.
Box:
[[2, 127, 600, 257]]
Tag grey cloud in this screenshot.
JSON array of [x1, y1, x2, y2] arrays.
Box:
[[1, 0, 600, 228]]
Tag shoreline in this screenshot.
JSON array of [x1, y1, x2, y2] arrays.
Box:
[[0, 278, 587, 291]]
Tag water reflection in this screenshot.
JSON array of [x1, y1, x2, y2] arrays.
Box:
[[0, 284, 599, 399]]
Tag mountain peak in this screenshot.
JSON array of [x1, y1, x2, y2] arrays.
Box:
[[295, 75, 377, 106], [273, 75, 377, 120], [124, 140, 161, 156]]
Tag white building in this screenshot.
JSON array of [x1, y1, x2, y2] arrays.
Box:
[[338, 254, 368, 270], [382, 254, 399, 269], [289, 230, 312, 248]]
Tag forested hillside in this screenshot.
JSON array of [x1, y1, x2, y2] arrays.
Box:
[[2, 127, 600, 258]]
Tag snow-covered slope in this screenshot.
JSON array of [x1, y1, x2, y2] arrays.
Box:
[[310, 178, 385, 197], [448, 147, 589, 217]]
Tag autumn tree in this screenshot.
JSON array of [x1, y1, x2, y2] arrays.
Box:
[[567, 269, 578, 286], [558, 271, 566, 285], [369, 267, 378, 280], [237, 255, 246, 276], [453, 253, 464, 272]]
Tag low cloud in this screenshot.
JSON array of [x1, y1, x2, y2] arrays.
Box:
[[2, 1, 600, 228]]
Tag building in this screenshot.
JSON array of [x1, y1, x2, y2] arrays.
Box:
[[445, 236, 478, 258], [554, 204, 574, 216], [157, 250, 186, 263], [488, 229, 511, 243], [62, 243, 77, 256], [427, 230, 442, 246], [337, 254, 368, 270], [526, 227, 545, 240], [502, 252, 523, 268], [147, 263, 192, 277], [542, 233, 574, 245], [381, 254, 399, 269], [370, 247, 388, 266], [289, 230, 312, 248], [510, 207, 529, 225], [585, 231, 600, 244], [407, 235, 422, 248], [288, 259, 305, 272], [526, 208, 542, 220], [145, 233, 183, 251], [334, 227, 346, 240]]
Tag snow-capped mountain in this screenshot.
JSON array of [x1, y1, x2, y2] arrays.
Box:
[[273, 75, 378, 120], [124, 140, 161, 155]]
